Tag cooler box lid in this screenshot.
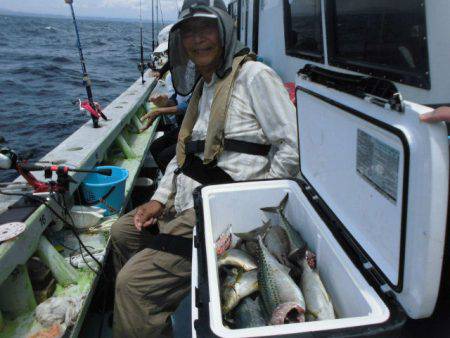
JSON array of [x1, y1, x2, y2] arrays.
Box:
[[295, 65, 448, 319]]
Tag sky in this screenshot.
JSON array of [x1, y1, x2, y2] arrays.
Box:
[[0, 0, 187, 21]]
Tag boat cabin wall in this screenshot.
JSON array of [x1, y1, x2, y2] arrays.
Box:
[[229, 0, 259, 54], [236, 0, 450, 106]]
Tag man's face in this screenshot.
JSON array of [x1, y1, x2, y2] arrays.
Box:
[[180, 18, 222, 68]]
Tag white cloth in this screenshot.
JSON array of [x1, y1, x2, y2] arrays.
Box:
[[164, 72, 176, 98], [152, 61, 299, 213], [158, 24, 174, 45]]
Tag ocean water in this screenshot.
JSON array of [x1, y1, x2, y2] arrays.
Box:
[[0, 14, 159, 182]]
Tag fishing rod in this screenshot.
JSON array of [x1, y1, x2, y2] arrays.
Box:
[[156, 0, 159, 35], [159, 0, 164, 26], [138, 0, 146, 84], [64, 0, 108, 128], [0, 147, 111, 193], [151, 0, 155, 51]]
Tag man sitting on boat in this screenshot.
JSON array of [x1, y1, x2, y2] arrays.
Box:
[[111, 0, 299, 336]]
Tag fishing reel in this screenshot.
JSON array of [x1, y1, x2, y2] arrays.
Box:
[[0, 147, 111, 194], [0, 147, 18, 170]]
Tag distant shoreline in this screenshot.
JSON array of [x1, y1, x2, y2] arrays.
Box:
[[0, 9, 174, 24]]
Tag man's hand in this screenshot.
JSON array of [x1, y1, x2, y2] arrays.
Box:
[[420, 106, 450, 123], [149, 94, 169, 107], [134, 200, 164, 231], [151, 70, 162, 80], [140, 110, 159, 132]]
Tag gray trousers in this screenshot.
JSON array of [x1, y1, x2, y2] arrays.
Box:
[[111, 201, 195, 338]]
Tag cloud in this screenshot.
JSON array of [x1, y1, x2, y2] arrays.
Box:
[[1, 0, 181, 20], [101, 0, 140, 10], [100, 0, 179, 19]]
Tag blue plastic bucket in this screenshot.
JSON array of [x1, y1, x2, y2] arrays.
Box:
[[81, 166, 128, 216]]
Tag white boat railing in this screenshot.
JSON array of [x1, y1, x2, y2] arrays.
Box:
[[0, 71, 158, 330]]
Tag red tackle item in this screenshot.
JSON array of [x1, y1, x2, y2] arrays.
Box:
[[80, 100, 102, 119], [284, 82, 296, 106]]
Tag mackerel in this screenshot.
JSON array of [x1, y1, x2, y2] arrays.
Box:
[[235, 220, 272, 258], [221, 269, 259, 314], [234, 220, 271, 241], [218, 248, 257, 271], [261, 193, 307, 261], [256, 236, 306, 325], [234, 297, 267, 329], [264, 225, 290, 266]]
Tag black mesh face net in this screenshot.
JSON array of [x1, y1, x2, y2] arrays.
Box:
[[168, 1, 248, 95], [169, 14, 221, 96]]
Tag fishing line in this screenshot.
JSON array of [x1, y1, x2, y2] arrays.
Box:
[[159, 0, 165, 26], [59, 193, 100, 273], [0, 189, 102, 273]]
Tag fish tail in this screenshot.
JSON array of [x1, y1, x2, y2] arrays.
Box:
[[234, 220, 271, 241], [260, 206, 278, 213], [279, 193, 289, 213], [260, 193, 289, 214]]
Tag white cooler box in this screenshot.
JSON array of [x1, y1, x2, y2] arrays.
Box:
[[191, 65, 449, 338]]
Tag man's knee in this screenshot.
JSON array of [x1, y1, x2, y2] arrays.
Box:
[[110, 218, 124, 244], [111, 211, 135, 245], [115, 266, 130, 296]]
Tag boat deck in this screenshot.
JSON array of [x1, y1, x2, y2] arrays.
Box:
[[0, 70, 164, 337]]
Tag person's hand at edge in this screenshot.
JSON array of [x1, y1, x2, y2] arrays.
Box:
[[420, 106, 450, 123], [149, 94, 169, 107], [140, 110, 160, 132]]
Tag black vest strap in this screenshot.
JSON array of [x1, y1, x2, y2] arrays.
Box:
[[145, 233, 192, 260], [175, 154, 234, 185], [185, 139, 271, 157]]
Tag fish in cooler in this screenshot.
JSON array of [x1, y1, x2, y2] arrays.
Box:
[[261, 193, 307, 262], [263, 224, 291, 267], [221, 269, 259, 314], [256, 236, 306, 325], [218, 248, 258, 271], [299, 250, 335, 321], [233, 296, 267, 329], [235, 220, 291, 267]]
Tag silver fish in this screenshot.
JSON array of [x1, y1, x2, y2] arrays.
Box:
[[261, 193, 307, 261], [235, 220, 291, 265], [236, 239, 259, 258], [218, 248, 257, 271], [300, 251, 335, 321], [264, 225, 290, 266], [220, 267, 239, 287], [257, 236, 306, 325], [234, 297, 267, 329], [234, 220, 271, 241], [221, 269, 259, 314]]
